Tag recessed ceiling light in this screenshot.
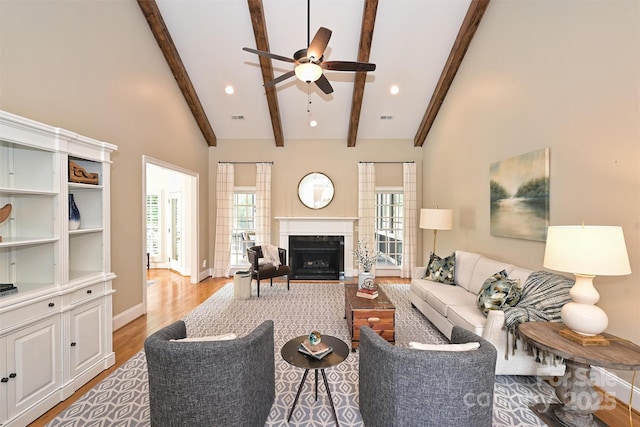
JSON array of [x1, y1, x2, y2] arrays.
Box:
[[309, 120, 317, 127], [225, 85, 234, 95], [390, 85, 399, 95]]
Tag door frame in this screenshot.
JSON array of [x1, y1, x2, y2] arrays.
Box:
[[142, 156, 199, 313]]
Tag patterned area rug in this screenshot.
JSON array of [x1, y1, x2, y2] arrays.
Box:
[[47, 283, 559, 426]]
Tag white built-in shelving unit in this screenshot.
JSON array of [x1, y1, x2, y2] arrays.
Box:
[[0, 110, 116, 427]]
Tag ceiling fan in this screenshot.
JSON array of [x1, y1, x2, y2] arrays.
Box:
[[242, 2, 376, 95]]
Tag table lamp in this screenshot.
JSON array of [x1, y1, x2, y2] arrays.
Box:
[[420, 208, 453, 254], [543, 225, 631, 341]]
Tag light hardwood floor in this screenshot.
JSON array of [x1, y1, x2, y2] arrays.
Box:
[[30, 271, 638, 426]]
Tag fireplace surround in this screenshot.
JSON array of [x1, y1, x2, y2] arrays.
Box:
[[276, 217, 357, 278]]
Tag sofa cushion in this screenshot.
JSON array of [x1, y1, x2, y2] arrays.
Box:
[[468, 257, 515, 294], [447, 305, 487, 337], [410, 279, 445, 301], [424, 252, 456, 285], [425, 285, 476, 317], [508, 266, 533, 284], [454, 251, 482, 291], [476, 271, 522, 316]]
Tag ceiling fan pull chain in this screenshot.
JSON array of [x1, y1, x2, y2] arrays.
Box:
[[307, 84, 312, 113]]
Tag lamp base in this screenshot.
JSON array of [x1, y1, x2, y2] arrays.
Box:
[[558, 328, 610, 346]]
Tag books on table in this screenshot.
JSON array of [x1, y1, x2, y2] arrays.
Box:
[[298, 338, 333, 360], [356, 287, 378, 299]]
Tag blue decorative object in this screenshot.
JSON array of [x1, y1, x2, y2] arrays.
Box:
[[69, 193, 81, 230], [308, 330, 321, 346]]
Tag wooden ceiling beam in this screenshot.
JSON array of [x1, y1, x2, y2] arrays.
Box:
[[414, 0, 490, 147], [247, 0, 285, 147], [137, 0, 217, 147], [347, 0, 379, 148]]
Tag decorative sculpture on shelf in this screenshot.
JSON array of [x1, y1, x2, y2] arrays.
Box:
[[69, 160, 99, 185], [0, 203, 11, 243]]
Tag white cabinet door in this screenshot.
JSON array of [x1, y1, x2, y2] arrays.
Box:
[[69, 299, 104, 383], [5, 316, 60, 419], [0, 336, 6, 426]]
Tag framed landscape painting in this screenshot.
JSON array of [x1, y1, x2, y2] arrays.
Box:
[[490, 148, 550, 241]]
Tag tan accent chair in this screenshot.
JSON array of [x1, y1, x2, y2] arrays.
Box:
[[247, 246, 291, 297]]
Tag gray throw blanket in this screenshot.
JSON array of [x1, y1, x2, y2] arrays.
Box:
[[502, 270, 574, 361]]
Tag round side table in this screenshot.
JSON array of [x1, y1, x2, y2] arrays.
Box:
[[281, 335, 350, 426], [519, 322, 640, 427]]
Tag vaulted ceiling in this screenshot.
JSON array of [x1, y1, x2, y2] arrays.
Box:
[[137, 0, 489, 147]]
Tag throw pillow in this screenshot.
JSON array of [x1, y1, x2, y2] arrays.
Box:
[[476, 270, 522, 316], [408, 341, 480, 351], [171, 332, 237, 342], [424, 252, 456, 285]]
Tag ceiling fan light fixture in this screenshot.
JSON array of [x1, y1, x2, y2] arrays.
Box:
[[295, 62, 323, 83]]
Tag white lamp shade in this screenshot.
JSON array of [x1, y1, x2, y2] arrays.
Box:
[[295, 63, 323, 82], [543, 225, 631, 276], [419, 208, 453, 231]]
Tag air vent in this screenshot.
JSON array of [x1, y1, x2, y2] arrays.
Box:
[[231, 115, 245, 120], [380, 115, 393, 120]]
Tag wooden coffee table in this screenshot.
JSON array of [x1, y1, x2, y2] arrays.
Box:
[[344, 283, 395, 350]]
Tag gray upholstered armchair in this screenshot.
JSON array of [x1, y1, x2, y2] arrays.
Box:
[[247, 245, 291, 297], [359, 326, 497, 427], [144, 320, 275, 427]]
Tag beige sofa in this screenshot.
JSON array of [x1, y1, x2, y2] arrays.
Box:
[[410, 250, 566, 376]]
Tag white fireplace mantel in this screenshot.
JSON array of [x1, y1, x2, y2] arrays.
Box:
[[275, 217, 357, 277]]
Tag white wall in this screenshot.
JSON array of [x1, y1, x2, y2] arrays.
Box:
[[0, 0, 211, 317], [422, 0, 639, 381]]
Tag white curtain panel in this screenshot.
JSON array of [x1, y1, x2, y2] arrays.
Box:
[[357, 162, 376, 273], [401, 162, 417, 278], [212, 163, 234, 278], [255, 162, 272, 246]]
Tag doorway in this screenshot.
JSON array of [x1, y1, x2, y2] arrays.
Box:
[[142, 156, 199, 314]]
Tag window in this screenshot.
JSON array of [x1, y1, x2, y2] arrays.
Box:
[[375, 190, 403, 267], [231, 190, 256, 266], [146, 193, 160, 259]]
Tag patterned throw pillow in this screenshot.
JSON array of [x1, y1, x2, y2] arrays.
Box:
[[424, 252, 456, 285], [476, 270, 522, 316]]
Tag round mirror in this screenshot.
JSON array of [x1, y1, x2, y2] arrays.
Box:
[[298, 172, 335, 209]]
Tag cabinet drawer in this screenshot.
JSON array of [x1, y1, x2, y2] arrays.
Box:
[[352, 309, 395, 341], [70, 283, 104, 304], [0, 296, 62, 329]]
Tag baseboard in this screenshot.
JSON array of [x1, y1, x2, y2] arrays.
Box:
[[593, 366, 640, 412], [197, 268, 211, 282], [112, 303, 145, 331]]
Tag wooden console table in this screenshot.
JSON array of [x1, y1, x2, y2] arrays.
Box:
[[519, 322, 640, 427]]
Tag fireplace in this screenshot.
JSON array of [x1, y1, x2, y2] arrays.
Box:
[[276, 217, 357, 278], [289, 236, 344, 280]]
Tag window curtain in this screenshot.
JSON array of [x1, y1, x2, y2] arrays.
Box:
[[401, 162, 417, 278], [357, 163, 376, 273], [213, 163, 234, 278], [255, 162, 272, 246]]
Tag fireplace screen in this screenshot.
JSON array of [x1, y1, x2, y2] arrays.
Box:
[[289, 235, 344, 280]]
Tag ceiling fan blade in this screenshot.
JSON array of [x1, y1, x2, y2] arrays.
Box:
[[322, 61, 376, 72], [264, 70, 296, 88], [307, 27, 332, 61], [242, 47, 295, 63], [314, 74, 334, 94]]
